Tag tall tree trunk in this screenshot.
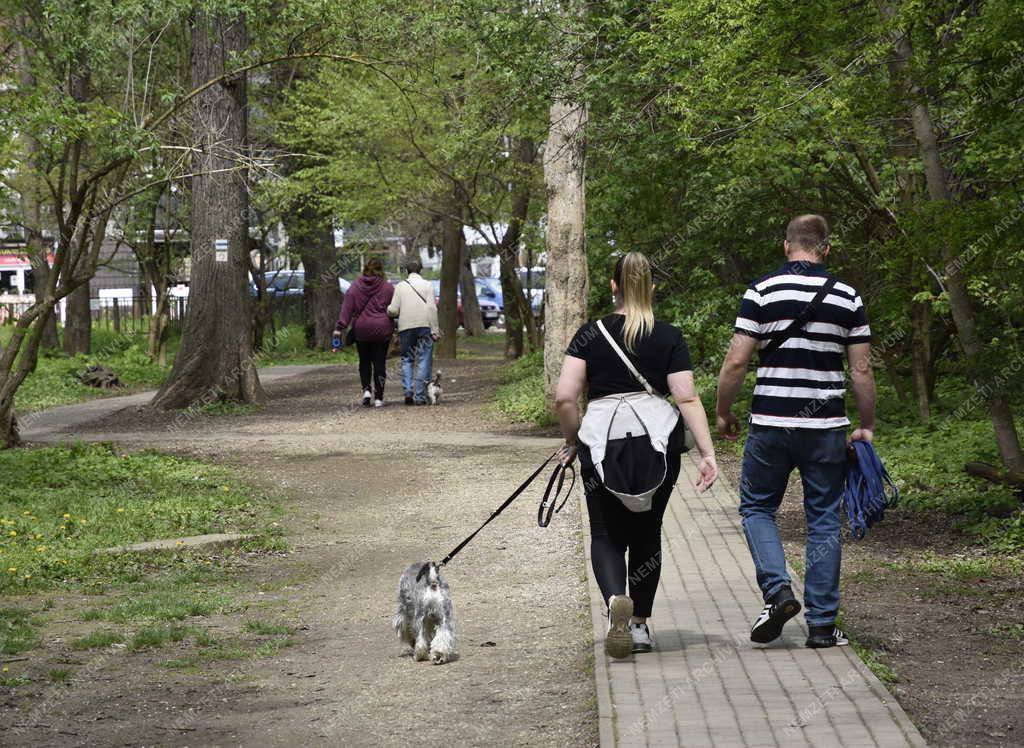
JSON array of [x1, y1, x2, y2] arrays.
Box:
[[151, 11, 262, 410], [542, 65, 589, 412], [286, 206, 342, 351], [63, 281, 91, 354], [880, 0, 1024, 473], [15, 32, 58, 351], [437, 201, 462, 359], [500, 137, 538, 359], [459, 247, 485, 336]]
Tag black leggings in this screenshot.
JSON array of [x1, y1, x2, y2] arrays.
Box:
[[581, 429, 683, 618], [356, 338, 389, 399]]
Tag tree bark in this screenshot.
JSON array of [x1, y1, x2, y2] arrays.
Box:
[[151, 10, 263, 410], [286, 206, 342, 351], [880, 0, 1024, 472], [14, 32, 58, 351], [910, 302, 932, 423], [542, 66, 589, 412], [459, 247, 485, 336], [499, 137, 538, 358], [436, 199, 462, 359], [63, 281, 91, 355]]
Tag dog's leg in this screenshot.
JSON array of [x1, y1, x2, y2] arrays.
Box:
[[413, 616, 431, 661], [429, 625, 456, 665]]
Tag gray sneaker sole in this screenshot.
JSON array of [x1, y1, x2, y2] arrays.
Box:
[[606, 596, 634, 659]]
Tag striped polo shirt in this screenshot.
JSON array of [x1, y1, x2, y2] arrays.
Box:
[[734, 260, 871, 429]]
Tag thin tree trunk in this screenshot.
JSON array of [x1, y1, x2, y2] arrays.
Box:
[[436, 199, 462, 359], [459, 247, 485, 336], [500, 137, 537, 358], [63, 281, 91, 354], [910, 302, 932, 423], [151, 10, 263, 410], [542, 66, 589, 412], [880, 0, 1024, 473], [15, 32, 58, 351], [285, 207, 342, 351]]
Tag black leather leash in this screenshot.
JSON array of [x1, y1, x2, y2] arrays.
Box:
[[438, 451, 576, 568]]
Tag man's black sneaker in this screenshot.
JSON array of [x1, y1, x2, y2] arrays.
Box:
[[805, 625, 849, 649], [750, 587, 802, 644], [404, 395, 415, 406]]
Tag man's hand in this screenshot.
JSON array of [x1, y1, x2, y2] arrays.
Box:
[[849, 428, 874, 444], [431, 332, 440, 341], [557, 443, 577, 466], [716, 411, 741, 441]]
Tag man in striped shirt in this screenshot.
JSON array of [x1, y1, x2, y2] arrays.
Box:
[[715, 214, 876, 649]]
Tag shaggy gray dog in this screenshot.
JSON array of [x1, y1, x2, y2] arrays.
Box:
[[392, 561, 456, 664]]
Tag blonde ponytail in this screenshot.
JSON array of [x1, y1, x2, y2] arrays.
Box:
[[613, 252, 655, 353]]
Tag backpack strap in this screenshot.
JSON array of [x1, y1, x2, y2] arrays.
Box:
[[758, 276, 839, 361], [595, 319, 660, 397]]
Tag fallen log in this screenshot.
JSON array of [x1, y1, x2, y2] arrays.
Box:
[[964, 462, 1024, 493]]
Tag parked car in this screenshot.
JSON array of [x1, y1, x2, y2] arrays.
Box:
[[430, 280, 500, 329]]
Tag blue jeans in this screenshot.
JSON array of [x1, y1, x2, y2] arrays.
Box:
[[739, 424, 847, 626], [399, 327, 434, 402]]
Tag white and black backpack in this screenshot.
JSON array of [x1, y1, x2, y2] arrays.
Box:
[[577, 320, 692, 512]]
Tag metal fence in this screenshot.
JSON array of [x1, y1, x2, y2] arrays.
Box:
[[0, 292, 306, 334]]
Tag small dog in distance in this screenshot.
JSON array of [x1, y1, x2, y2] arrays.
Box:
[[426, 370, 443, 405], [392, 561, 456, 664]]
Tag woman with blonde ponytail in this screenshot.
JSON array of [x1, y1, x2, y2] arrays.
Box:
[[555, 251, 718, 659]]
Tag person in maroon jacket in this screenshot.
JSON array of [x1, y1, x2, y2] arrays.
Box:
[[335, 258, 395, 407]]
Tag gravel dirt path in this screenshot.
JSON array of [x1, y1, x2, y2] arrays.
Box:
[[9, 339, 597, 747]]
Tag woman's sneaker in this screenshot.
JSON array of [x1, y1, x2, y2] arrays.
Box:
[[605, 595, 633, 659], [374, 399, 385, 408], [362, 390, 372, 407], [806, 625, 849, 648], [750, 586, 802, 644], [630, 622, 654, 653]]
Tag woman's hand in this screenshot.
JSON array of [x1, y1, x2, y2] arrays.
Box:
[[695, 455, 718, 492], [557, 443, 578, 466]]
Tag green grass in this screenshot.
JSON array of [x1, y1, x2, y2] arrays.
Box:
[[850, 640, 898, 685], [243, 619, 293, 636], [79, 568, 237, 623], [256, 324, 357, 366], [0, 443, 282, 594], [6, 327, 170, 412], [128, 623, 191, 650], [46, 667, 71, 683], [68, 629, 124, 650], [0, 607, 39, 654], [492, 350, 555, 427]]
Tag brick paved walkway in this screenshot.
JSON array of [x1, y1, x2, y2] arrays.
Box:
[[586, 454, 926, 747]]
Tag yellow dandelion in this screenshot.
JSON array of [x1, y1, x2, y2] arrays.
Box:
[[35, 546, 47, 553], [175, 540, 184, 546], [8, 530, 16, 537], [62, 513, 71, 519], [23, 574, 30, 580], [34, 534, 42, 540], [7, 567, 16, 573], [2, 667, 7, 673], [22, 511, 30, 516], [116, 508, 125, 513]]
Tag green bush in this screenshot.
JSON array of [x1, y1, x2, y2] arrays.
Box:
[[493, 351, 555, 427]]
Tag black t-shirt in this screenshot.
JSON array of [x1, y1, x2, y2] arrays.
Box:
[[565, 314, 693, 400]]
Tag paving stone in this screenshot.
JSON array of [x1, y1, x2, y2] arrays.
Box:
[[585, 453, 927, 747]]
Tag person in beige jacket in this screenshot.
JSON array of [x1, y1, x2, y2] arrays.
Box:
[[387, 259, 440, 405]]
